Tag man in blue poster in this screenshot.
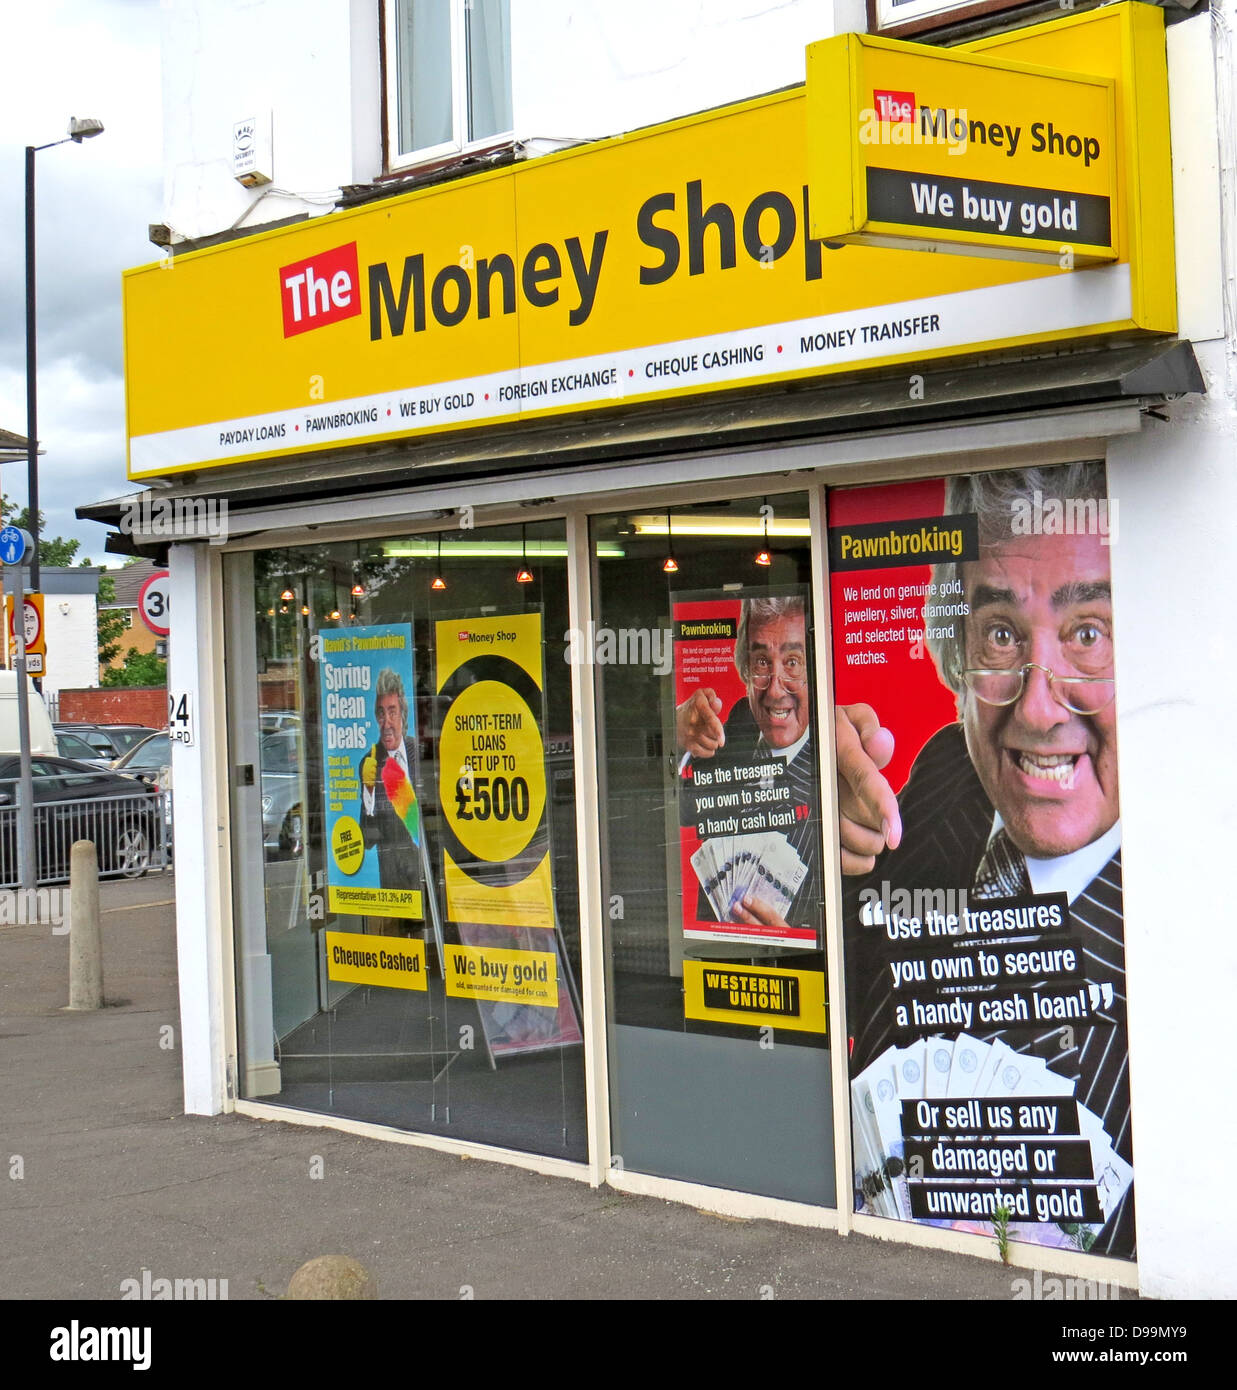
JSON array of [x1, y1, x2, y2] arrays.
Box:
[[358, 668, 421, 890]]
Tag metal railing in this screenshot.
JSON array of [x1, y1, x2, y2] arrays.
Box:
[[0, 780, 171, 887]]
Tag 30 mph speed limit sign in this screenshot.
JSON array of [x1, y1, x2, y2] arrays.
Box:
[[138, 570, 171, 636]]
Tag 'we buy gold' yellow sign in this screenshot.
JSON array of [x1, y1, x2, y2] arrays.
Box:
[[806, 31, 1118, 263], [807, 1, 1171, 273]]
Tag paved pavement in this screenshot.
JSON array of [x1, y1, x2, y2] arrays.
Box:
[[0, 870, 1079, 1302]]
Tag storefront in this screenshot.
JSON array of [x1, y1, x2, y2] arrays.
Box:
[[85, 3, 1231, 1294]]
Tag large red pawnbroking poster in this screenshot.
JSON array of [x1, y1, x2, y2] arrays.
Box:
[[673, 590, 821, 953], [829, 463, 1134, 1261]]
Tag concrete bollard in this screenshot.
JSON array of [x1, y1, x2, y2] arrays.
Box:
[[68, 840, 103, 1011], [286, 1255, 377, 1300]]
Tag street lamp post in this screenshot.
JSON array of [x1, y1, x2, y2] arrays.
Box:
[[18, 117, 104, 891], [26, 117, 105, 593]]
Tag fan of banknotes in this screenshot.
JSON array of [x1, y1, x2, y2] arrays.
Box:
[[691, 832, 808, 923], [852, 1035, 1132, 1251]]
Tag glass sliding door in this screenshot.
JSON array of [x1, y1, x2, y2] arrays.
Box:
[[591, 492, 836, 1205], [224, 521, 586, 1160]]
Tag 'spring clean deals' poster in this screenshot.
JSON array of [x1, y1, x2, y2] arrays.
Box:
[[319, 623, 423, 921]]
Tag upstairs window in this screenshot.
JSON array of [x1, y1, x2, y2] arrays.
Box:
[[385, 0, 513, 170]]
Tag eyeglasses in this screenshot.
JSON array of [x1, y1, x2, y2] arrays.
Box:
[[962, 663, 1115, 715], [749, 653, 807, 692]]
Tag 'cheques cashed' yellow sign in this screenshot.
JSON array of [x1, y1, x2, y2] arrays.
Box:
[[324, 930, 427, 991], [435, 612, 554, 929], [806, 32, 1118, 263], [122, 2, 1172, 479]]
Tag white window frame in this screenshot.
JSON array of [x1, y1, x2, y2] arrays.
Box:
[[383, 0, 514, 173]]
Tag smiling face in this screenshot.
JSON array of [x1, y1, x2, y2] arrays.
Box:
[[745, 613, 810, 749], [959, 530, 1118, 859], [375, 691, 405, 752]]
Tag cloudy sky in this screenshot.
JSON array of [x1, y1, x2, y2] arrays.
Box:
[[0, 0, 161, 566]]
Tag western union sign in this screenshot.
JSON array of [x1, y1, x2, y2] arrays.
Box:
[[122, 2, 1171, 479], [683, 960, 827, 1034], [805, 32, 1118, 263]]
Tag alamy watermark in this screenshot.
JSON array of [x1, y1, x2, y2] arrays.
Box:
[[1010, 491, 1118, 546], [858, 104, 971, 157], [859, 883, 970, 934], [1010, 1269, 1123, 1301], [120, 494, 229, 544], [120, 1268, 229, 1300], [563, 623, 672, 676], [0, 887, 71, 934], [50, 1323, 152, 1371]]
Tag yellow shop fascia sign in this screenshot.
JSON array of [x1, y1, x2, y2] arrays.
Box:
[[805, 33, 1118, 263], [123, 3, 1172, 480]]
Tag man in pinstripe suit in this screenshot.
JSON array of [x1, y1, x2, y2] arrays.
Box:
[[677, 593, 820, 936], [836, 463, 1132, 1258]]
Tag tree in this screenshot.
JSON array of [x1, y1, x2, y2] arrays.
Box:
[[101, 647, 167, 687], [0, 499, 89, 567], [1, 495, 131, 672], [97, 573, 129, 670]]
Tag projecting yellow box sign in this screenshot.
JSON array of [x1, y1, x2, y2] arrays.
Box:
[[121, 3, 1172, 479], [806, 32, 1118, 264]]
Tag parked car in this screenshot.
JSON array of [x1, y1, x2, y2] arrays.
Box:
[[112, 731, 174, 853], [261, 729, 303, 857], [58, 723, 158, 762], [112, 731, 171, 786], [260, 711, 301, 735], [54, 728, 114, 769], [0, 756, 163, 882]]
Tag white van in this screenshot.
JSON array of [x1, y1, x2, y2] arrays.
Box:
[[0, 669, 57, 755]]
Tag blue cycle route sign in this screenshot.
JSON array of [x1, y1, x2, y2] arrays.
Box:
[[0, 526, 32, 567]]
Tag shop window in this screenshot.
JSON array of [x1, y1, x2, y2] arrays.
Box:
[[384, 0, 513, 170], [224, 522, 584, 1161], [591, 493, 836, 1207]]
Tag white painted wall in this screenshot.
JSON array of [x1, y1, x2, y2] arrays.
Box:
[[162, 0, 840, 239], [1108, 339, 1237, 1301], [511, 0, 838, 145], [168, 543, 230, 1115], [41, 592, 98, 698], [161, 0, 380, 240], [1113, 5, 1237, 1302]]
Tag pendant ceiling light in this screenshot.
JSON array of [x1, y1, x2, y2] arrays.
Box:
[[755, 497, 772, 567], [662, 509, 678, 574], [516, 524, 534, 584]]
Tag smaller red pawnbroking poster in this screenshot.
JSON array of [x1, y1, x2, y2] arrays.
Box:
[[673, 589, 820, 951]]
